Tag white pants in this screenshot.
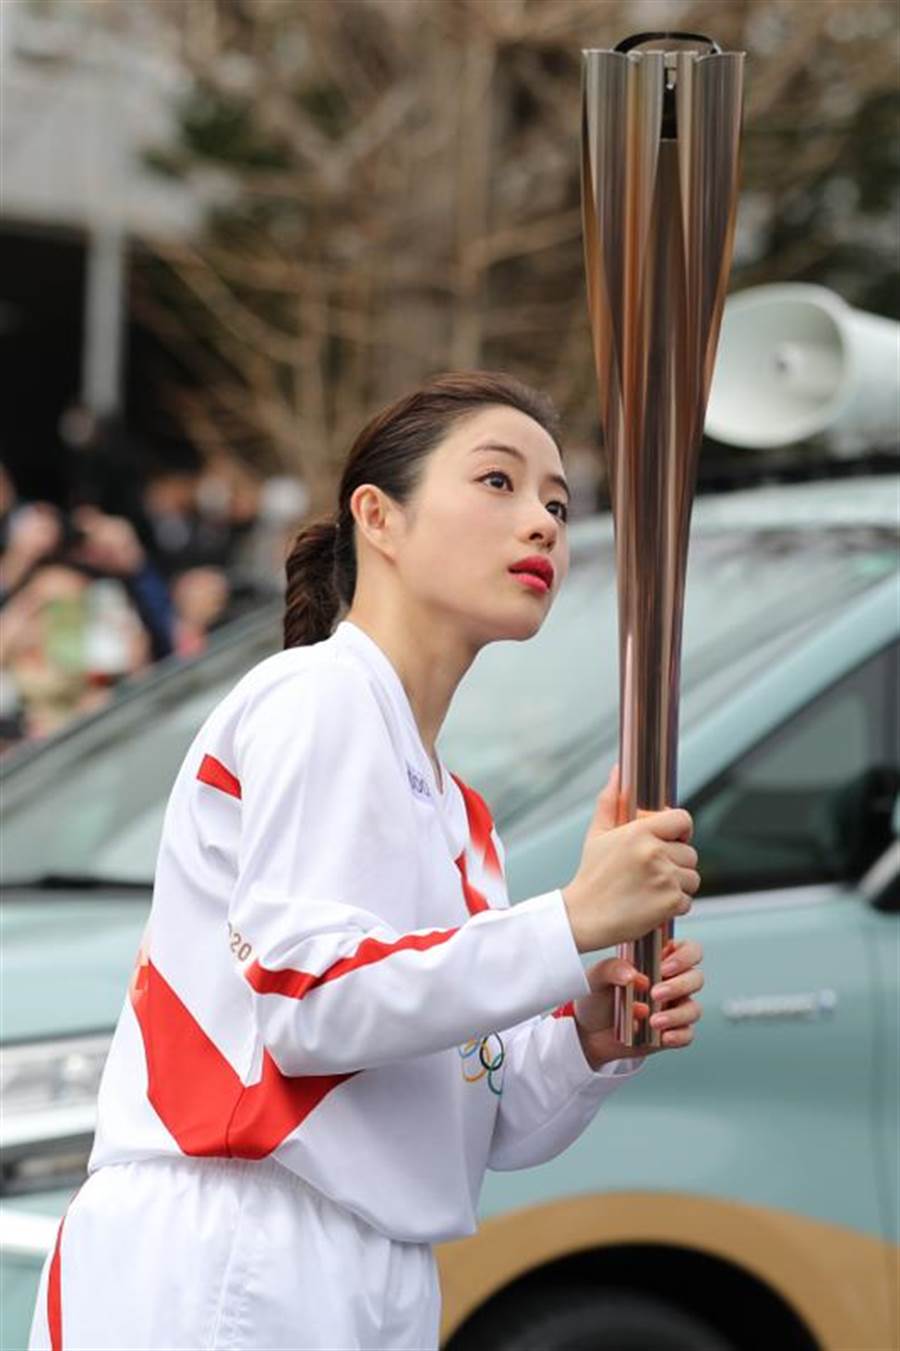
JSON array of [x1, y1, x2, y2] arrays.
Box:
[[28, 1156, 442, 1351]]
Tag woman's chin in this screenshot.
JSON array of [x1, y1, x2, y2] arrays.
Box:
[[483, 604, 547, 644]]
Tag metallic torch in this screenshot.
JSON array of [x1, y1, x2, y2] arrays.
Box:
[[580, 32, 745, 1046]]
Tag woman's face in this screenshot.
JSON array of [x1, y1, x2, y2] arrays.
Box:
[[394, 404, 571, 646]]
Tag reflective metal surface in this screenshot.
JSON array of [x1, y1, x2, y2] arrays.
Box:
[[581, 36, 745, 1045]]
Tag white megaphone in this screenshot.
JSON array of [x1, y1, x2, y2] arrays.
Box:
[[705, 283, 900, 453]]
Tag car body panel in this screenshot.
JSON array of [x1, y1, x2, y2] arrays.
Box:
[[478, 885, 881, 1235], [0, 899, 147, 1043], [867, 900, 900, 1251]]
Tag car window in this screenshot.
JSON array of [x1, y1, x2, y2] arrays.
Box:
[[0, 641, 276, 888], [687, 643, 899, 895]]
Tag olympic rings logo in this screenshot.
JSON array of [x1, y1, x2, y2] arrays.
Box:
[[458, 1033, 505, 1096]]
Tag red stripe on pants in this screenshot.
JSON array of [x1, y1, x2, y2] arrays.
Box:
[[47, 1211, 66, 1351]]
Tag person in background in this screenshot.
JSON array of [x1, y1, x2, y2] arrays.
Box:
[[2, 460, 175, 658], [0, 464, 65, 605], [0, 563, 149, 742], [65, 505, 175, 663], [0, 476, 174, 749], [169, 566, 232, 657]]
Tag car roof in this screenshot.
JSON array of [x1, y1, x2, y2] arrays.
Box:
[[567, 473, 899, 552]]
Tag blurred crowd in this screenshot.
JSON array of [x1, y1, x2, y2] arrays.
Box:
[[0, 414, 307, 755]]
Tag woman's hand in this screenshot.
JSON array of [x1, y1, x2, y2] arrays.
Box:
[[561, 766, 699, 954], [571, 937, 705, 1069], [564, 762, 704, 1069]]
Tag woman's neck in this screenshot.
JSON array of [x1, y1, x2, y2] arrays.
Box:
[[343, 603, 478, 764]]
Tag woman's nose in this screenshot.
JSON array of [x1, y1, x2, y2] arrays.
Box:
[[524, 507, 559, 548]]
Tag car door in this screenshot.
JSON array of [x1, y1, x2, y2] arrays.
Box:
[[480, 639, 897, 1257], [678, 640, 898, 1240]]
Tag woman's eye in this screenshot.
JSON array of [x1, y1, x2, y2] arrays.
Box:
[[480, 472, 569, 523]]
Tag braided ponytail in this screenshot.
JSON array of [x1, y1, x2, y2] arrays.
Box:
[[283, 517, 341, 648], [282, 371, 562, 649]]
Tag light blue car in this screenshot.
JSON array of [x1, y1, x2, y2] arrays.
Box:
[[1, 476, 898, 1351]]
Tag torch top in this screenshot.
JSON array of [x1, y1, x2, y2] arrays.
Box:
[[613, 32, 723, 57], [582, 32, 743, 137]]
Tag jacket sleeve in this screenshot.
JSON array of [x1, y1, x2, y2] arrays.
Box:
[[227, 661, 591, 1077], [487, 1008, 646, 1171]]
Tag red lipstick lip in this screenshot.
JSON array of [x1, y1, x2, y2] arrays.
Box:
[[508, 556, 554, 588]]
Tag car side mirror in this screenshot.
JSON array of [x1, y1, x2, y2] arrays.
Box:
[[860, 791, 900, 912], [861, 837, 900, 912], [833, 766, 900, 882]]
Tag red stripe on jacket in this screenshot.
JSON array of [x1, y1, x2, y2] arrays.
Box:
[[129, 955, 351, 1158], [451, 773, 503, 877], [245, 926, 459, 1000], [197, 754, 242, 799], [454, 852, 490, 915]]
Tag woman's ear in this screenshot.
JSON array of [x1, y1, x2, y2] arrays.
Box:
[[350, 484, 402, 562]]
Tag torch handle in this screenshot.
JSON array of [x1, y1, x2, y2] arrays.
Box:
[[613, 806, 679, 1048], [615, 922, 675, 1047]]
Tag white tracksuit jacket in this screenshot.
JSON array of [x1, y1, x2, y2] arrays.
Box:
[[32, 619, 645, 1349], [91, 618, 644, 1236]]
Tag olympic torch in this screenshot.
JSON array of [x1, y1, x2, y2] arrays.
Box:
[[581, 33, 745, 1046]]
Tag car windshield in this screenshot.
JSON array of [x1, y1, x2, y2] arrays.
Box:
[[442, 524, 897, 825], [1, 524, 895, 886]]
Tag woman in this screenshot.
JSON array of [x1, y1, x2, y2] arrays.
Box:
[[30, 372, 703, 1351]]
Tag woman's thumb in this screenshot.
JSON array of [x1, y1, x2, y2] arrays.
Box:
[[589, 763, 621, 835]]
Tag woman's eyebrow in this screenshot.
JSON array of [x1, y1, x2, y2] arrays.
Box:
[[469, 442, 570, 499]]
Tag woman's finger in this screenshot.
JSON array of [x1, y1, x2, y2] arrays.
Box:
[[660, 939, 703, 977], [667, 842, 699, 870], [650, 999, 703, 1032], [661, 1026, 695, 1048], [677, 866, 701, 896], [588, 956, 648, 990], [651, 967, 704, 1004], [590, 775, 621, 834]]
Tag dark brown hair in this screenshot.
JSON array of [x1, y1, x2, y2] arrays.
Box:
[[283, 371, 562, 648]]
